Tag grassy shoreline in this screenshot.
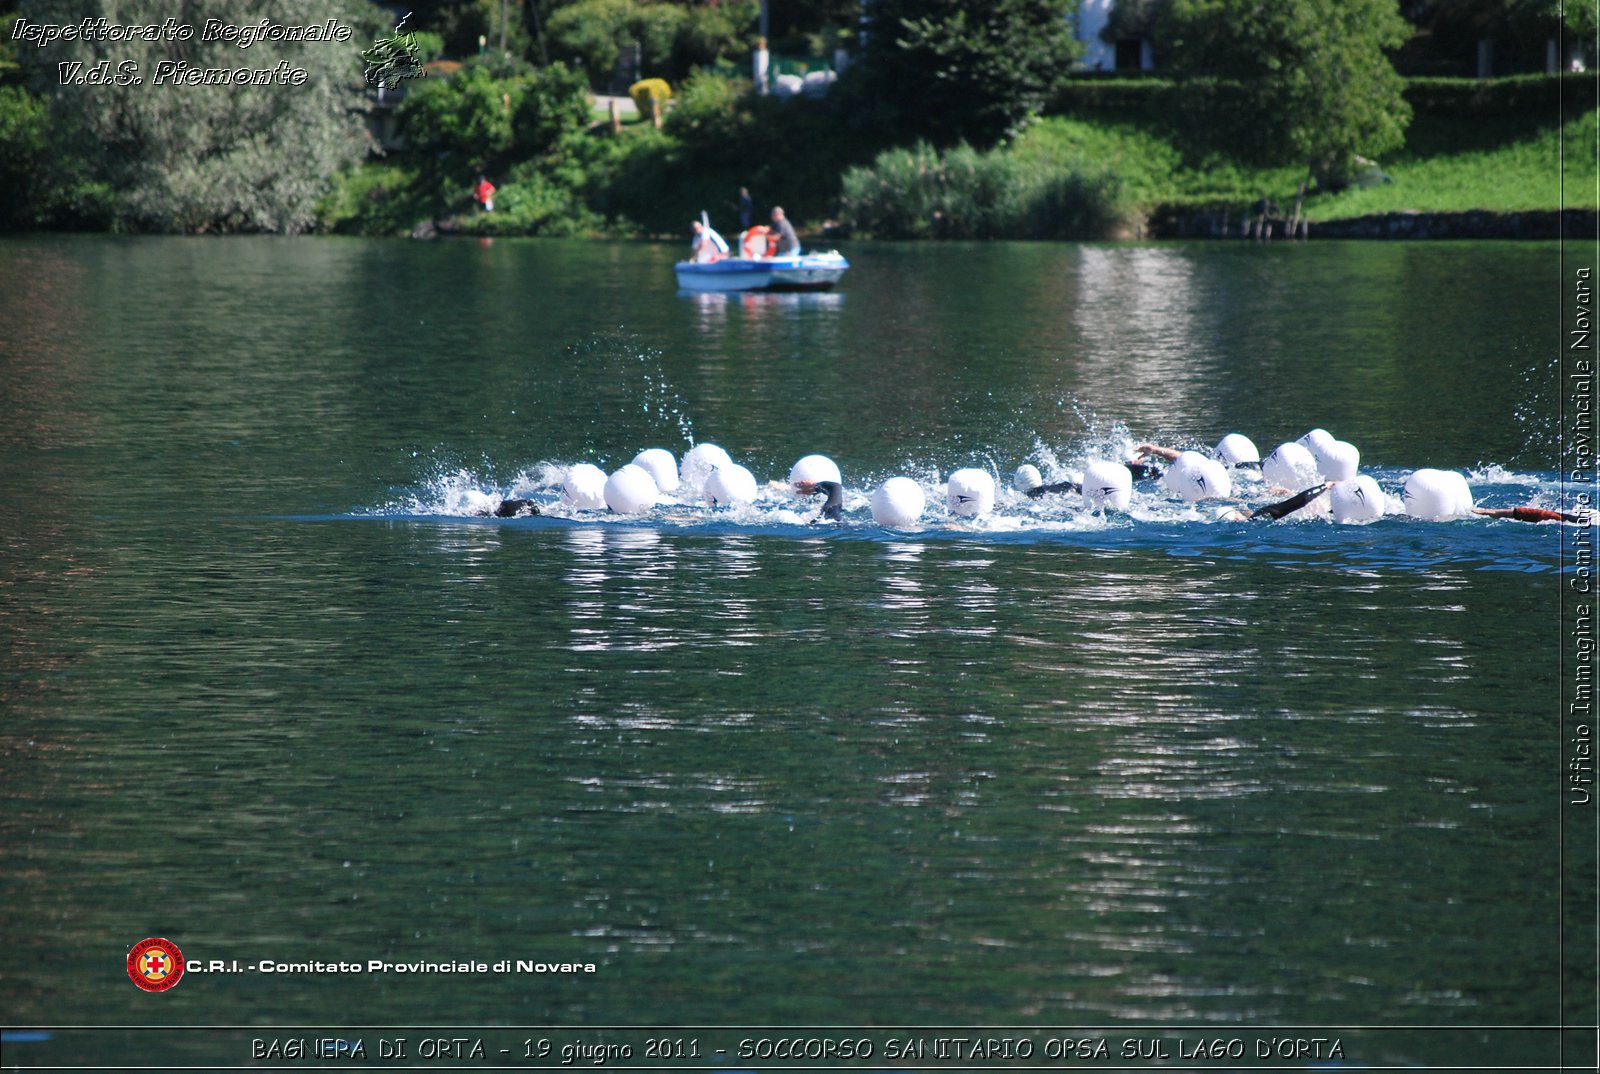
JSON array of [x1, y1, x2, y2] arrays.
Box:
[[319, 72, 1597, 241], [964, 107, 1595, 235]]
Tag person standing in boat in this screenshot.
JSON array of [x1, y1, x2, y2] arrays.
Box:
[[770, 206, 800, 256], [738, 186, 753, 230]]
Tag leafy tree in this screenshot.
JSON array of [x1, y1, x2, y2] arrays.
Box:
[[1400, 0, 1594, 73], [0, 85, 49, 228], [407, 0, 533, 60], [400, 61, 522, 170], [1158, 0, 1412, 186], [547, 0, 681, 86], [1, 9, 25, 86], [14, 0, 379, 232], [761, 0, 859, 45], [512, 61, 592, 154], [671, 0, 759, 76], [396, 56, 591, 211], [545, 0, 753, 86], [842, 0, 1081, 150]]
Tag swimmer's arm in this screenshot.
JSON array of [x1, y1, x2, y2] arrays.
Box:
[[1249, 483, 1328, 521], [1024, 479, 1083, 499], [1134, 443, 1182, 462], [1474, 506, 1581, 523]]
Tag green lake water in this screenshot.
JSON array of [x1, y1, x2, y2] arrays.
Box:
[[0, 234, 1593, 1070]]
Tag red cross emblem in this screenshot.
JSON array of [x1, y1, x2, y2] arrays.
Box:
[[128, 937, 185, 992]]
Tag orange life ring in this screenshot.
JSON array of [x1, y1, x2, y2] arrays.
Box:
[[740, 226, 770, 259]]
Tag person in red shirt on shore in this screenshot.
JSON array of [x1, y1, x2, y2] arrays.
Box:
[[474, 175, 496, 212]]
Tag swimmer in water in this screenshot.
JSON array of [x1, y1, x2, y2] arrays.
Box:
[[482, 498, 541, 518], [1136, 441, 1261, 472], [1023, 451, 1163, 499], [1473, 506, 1583, 523], [794, 479, 845, 520], [1214, 483, 1328, 522]]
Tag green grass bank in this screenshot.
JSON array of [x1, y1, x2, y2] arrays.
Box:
[[1033, 73, 1596, 234], [321, 73, 1597, 240]]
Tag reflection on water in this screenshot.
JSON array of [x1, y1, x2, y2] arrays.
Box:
[[1071, 247, 1208, 429]]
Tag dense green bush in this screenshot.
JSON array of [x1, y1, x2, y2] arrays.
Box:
[[514, 63, 594, 155], [13, 0, 376, 233], [547, 0, 681, 85], [664, 67, 750, 133], [839, 0, 1083, 150], [1158, 0, 1412, 185], [1047, 77, 1176, 121], [0, 86, 48, 229], [1404, 72, 1599, 116], [839, 141, 1129, 239], [396, 57, 591, 200], [459, 159, 604, 235], [399, 63, 521, 172], [541, 73, 881, 235], [317, 163, 438, 235], [544, 0, 755, 86], [671, 1, 759, 76]]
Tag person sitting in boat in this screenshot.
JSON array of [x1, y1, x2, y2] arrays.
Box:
[[770, 206, 800, 256], [691, 220, 728, 263]]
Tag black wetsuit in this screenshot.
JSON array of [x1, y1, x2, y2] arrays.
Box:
[[490, 499, 541, 518], [1025, 479, 1081, 499], [1025, 460, 1161, 499], [801, 480, 845, 520], [1246, 484, 1325, 521]]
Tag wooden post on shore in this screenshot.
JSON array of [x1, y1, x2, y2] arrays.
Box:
[[651, 97, 662, 129], [609, 99, 621, 134]]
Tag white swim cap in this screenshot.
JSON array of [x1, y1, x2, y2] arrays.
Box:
[[562, 462, 609, 510], [631, 448, 680, 493], [1403, 468, 1472, 520], [1081, 459, 1133, 511], [789, 454, 842, 491], [1164, 451, 1232, 502], [1012, 464, 1043, 492], [1263, 442, 1319, 490], [1213, 433, 1261, 468], [679, 443, 733, 494], [871, 477, 925, 527], [1330, 474, 1386, 523], [603, 464, 659, 514], [946, 468, 996, 517], [704, 463, 758, 507], [1319, 440, 1360, 482], [1299, 428, 1336, 460]]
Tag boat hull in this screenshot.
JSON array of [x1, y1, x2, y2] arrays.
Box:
[[675, 253, 848, 293]]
